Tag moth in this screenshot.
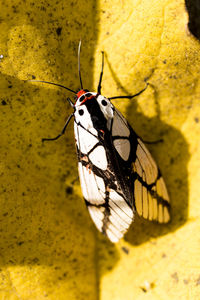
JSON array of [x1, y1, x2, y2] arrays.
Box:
[[31, 42, 170, 243]]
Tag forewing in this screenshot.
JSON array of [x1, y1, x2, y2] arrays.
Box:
[[74, 122, 134, 243]]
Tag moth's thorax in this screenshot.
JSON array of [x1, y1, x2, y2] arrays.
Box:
[[74, 90, 114, 134]]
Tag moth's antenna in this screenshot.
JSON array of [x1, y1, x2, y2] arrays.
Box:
[[97, 51, 104, 94], [28, 80, 77, 94], [78, 40, 83, 89]]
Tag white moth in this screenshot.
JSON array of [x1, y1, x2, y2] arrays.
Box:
[[31, 42, 170, 243]]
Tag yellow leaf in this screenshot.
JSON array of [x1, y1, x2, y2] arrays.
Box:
[[0, 0, 200, 299]]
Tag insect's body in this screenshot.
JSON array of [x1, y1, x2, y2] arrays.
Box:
[[74, 90, 170, 242], [32, 42, 170, 243]]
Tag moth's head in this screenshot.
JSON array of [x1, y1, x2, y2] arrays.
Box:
[[75, 89, 97, 106], [74, 90, 114, 134]]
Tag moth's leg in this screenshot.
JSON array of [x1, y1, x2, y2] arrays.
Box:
[[109, 83, 149, 100], [42, 113, 74, 142]]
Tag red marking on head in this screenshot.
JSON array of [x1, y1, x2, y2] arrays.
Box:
[[76, 89, 86, 98], [76, 90, 98, 105]]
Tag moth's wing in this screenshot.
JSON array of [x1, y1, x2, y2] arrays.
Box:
[[74, 122, 134, 243], [132, 137, 170, 223], [113, 108, 170, 224]]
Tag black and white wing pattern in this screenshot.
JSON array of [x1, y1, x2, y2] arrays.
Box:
[[74, 94, 170, 243]]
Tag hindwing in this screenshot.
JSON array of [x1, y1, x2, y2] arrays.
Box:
[[132, 138, 170, 223]]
